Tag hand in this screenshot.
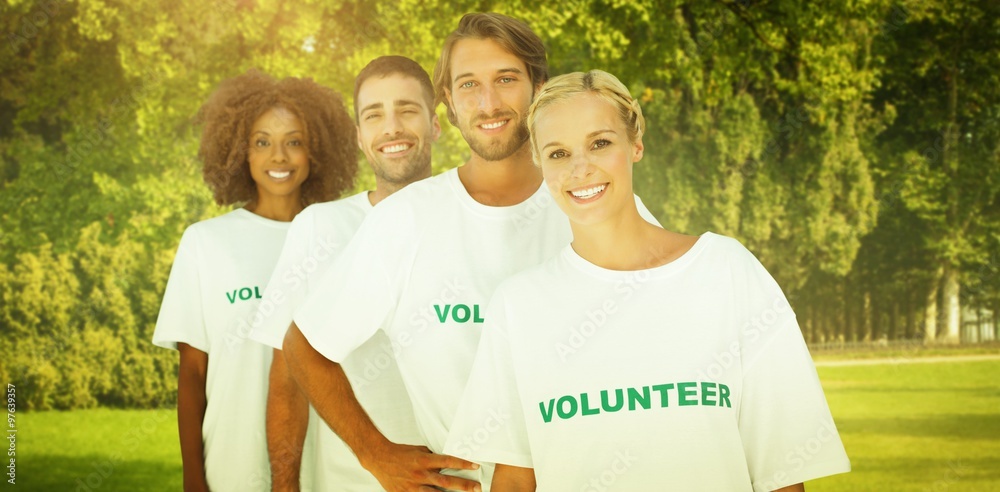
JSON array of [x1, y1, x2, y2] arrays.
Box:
[[362, 442, 482, 492]]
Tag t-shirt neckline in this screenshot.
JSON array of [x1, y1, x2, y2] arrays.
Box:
[[446, 167, 551, 219], [563, 232, 716, 281], [234, 207, 293, 229]]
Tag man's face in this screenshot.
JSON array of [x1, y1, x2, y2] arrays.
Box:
[[445, 38, 535, 161], [356, 74, 440, 185]]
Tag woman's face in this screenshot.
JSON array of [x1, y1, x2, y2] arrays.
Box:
[[534, 92, 643, 227], [247, 106, 310, 203]]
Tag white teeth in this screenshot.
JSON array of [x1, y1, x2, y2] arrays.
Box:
[[570, 184, 607, 199], [267, 170, 291, 179], [480, 120, 507, 130], [380, 143, 411, 154]]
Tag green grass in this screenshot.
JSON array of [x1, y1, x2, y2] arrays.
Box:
[[810, 342, 1000, 362], [11, 359, 1000, 491], [809, 359, 1000, 492], [15, 408, 181, 491]]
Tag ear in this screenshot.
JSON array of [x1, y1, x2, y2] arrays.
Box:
[[632, 135, 644, 163], [431, 114, 442, 142]]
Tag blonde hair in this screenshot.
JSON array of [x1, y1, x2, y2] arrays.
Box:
[[433, 13, 548, 125], [526, 70, 644, 162]]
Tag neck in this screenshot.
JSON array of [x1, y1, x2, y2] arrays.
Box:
[[247, 194, 302, 222], [570, 205, 661, 271], [369, 167, 433, 206], [458, 142, 542, 206]]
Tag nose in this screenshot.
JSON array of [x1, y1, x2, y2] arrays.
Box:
[[271, 141, 289, 163], [382, 111, 403, 137], [568, 152, 592, 180], [477, 85, 501, 114]]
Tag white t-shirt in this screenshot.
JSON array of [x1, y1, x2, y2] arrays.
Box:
[[444, 233, 851, 491], [248, 191, 423, 491], [152, 208, 290, 492], [294, 168, 660, 486]]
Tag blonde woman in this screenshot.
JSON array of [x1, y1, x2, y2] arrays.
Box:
[[445, 70, 850, 491]]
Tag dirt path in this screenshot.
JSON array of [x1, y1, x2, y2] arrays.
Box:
[[813, 353, 1000, 367]]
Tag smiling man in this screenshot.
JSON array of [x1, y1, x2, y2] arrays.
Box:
[[281, 13, 660, 492], [247, 56, 437, 491]]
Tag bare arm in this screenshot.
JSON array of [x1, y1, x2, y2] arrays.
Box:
[[177, 343, 209, 492], [283, 323, 481, 492], [492, 464, 536, 491], [267, 348, 309, 491]]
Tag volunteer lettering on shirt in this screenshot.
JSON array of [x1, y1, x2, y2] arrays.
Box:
[[152, 209, 290, 492], [445, 233, 851, 491], [247, 192, 423, 491], [293, 168, 661, 486]]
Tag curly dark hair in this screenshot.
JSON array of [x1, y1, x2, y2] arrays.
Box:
[[195, 69, 357, 206]]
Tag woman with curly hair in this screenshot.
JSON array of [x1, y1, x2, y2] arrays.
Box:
[[152, 69, 357, 492]]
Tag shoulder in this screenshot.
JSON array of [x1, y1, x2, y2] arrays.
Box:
[[363, 171, 456, 225], [296, 192, 369, 226], [181, 209, 245, 243], [692, 232, 760, 267], [493, 251, 570, 303], [380, 170, 454, 209]]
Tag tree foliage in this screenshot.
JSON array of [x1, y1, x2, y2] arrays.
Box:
[[1, 0, 997, 409]]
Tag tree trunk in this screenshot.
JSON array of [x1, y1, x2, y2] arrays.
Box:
[[925, 267, 942, 343], [994, 301, 1000, 342], [941, 266, 961, 344], [863, 290, 873, 341], [844, 287, 855, 342], [890, 302, 900, 340]]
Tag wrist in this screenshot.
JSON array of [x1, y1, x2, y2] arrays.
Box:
[[357, 434, 394, 472]]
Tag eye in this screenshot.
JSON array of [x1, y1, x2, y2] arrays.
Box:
[[459, 81, 475, 89], [255, 139, 270, 147], [364, 113, 381, 121], [499, 76, 515, 84], [592, 139, 611, 150], [547, 149, 568, 159], [288, 140, 302, 146]]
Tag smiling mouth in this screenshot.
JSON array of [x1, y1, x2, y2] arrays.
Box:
[[479, 120, 509, 131], [569, 184, 608, 200], [379, 143, 413, 155], [267, 170, 291, 179]]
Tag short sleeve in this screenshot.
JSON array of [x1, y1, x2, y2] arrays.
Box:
[[249, 212, 314, 350], [734, 248, 851, 490], [444, 288, 533, 468], [292, 204, 411, 363], [152, 226, 209, 352], [633, 193, 661, 227]]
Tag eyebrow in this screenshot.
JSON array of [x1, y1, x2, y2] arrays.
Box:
[[541, 129, 615, 151], [359, 99, 423, 115], [252, 130, 303, 136], [453, 67, 524, 84]]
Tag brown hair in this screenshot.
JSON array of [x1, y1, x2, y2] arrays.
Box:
[[354, 55, 436, 123], [432, 12, 548, 125], [196, 69, 357, 206]]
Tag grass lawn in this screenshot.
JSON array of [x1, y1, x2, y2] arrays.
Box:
[[14, 408, 181, 491], [809, 359, 1000, 492], [10, 358, 1000, 491]]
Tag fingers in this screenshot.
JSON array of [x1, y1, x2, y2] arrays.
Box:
[[419, 452, 480, 471], [427, 473, 482, 492]]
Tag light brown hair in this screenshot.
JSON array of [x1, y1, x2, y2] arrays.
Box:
[[433, 12, 548, 125]]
